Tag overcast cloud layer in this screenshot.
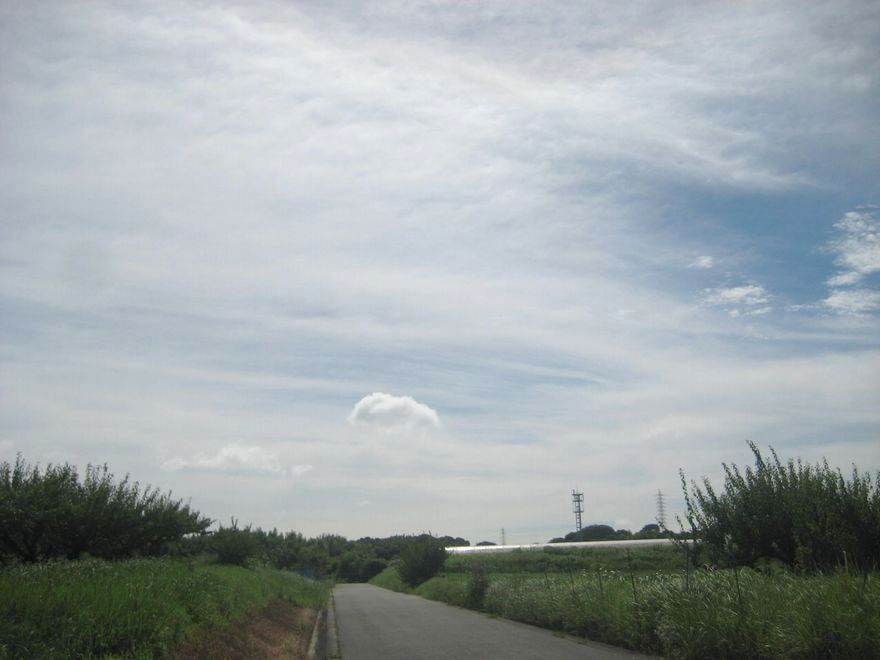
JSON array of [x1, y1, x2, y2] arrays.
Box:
[[1, 1, 878, 543]]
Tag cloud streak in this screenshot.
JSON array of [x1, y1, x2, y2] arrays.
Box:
[[164, 444, 313, 479]]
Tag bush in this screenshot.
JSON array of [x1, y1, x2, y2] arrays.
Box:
[[681, 442, 880, 572], [0, 455, 211, 563], [464, 561, 490, 609], [337, 548, 388, 582], [211, 519, 258, 566], [398, 535, 448, 587]]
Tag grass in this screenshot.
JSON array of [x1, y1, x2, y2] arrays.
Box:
[[444, 543, 685, 575], [0, 557, 328, 659], [389, 546, 880, 659], [368, 563, 411, 593]]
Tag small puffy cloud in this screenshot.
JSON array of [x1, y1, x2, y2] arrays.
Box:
[[348, 392, 440, 432], [690, 256, 715, 269], [826, 210, 880, 286], [822, 289, 880, 315], [704, 284, 770, 307], [163, 444, 313, 478]]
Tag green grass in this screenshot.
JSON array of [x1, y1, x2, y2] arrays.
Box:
[[367, 564, 411, 593], [444, 543, 685, 575], [408, 547, 880, 659], [0, 557, 328, 659], [477, 567, 880, 658], [415, 574, 467, 606]]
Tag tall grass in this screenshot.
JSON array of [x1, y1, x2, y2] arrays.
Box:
[[444, 543, 684, 575], [419, 567, 880, 659], [0, 557, 328, 659]]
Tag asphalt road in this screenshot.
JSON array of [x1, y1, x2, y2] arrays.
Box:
[[332, 584, 650, 660]]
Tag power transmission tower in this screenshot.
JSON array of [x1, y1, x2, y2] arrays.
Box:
[[571, 489, 584, 533], [656, 489, 667, 530], [501, 528, 506, 546]]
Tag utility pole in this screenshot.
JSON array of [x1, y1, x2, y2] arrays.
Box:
[[572, 489, 584, 533], [501, 528, 506, 546], [656, 489, 667, 530]]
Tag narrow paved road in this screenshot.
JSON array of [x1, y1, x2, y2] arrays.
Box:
[[333, 584, 650, 660]]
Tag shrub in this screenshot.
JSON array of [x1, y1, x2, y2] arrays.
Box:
[[464, 561, 490, 609], [681, 442, 880, 572], [398, 535, 448, 587]]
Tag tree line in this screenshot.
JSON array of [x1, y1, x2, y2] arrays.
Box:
[[0, 454, 465, 582], [3, 442, 878, 577]]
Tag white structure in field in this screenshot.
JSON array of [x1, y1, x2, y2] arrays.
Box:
[[446, 538, 683, 555]]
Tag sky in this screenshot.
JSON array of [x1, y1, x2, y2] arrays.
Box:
[[1, 1, 878, 545]]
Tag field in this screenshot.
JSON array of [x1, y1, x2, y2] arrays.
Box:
[[0, 557, 328, 659], [373, 545, 880, 659]]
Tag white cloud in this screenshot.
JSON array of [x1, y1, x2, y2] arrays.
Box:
[[348, 393, 440, 432], [704, 285, 769, 306], [826, 210, 880, 286], [816, 210, 880, 315], [163, 444, 313, 478], [827, 271, 863, 287], [822, 289, 880, 315], [690, 256, 715, 269]]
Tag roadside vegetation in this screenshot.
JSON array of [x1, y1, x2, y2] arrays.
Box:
[[0, 558, 327, 659], [376, 444, 880, 659], [0, 455, 463, 657]]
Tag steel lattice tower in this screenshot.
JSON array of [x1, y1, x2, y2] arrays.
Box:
[[656, 490, 667, 530], [572, 489, 584, 532]]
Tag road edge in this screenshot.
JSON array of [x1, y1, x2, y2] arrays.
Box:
[[307, 606, 326, 659], [308, 590, 341, 660]]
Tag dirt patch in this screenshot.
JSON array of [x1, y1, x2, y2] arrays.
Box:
[[173, 600, 317, 660]]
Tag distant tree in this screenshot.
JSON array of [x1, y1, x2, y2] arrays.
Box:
[[635, 523, 661, 539], [476, 541, 497, 546], [211, 518, 257, 566], [398, 535, 448, 587], [337, 546, 388, 582], [436, 535, 470, 548], [562, 524, 617, 542]]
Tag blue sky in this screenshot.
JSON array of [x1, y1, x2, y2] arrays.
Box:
[[1, 1, 878, 544]]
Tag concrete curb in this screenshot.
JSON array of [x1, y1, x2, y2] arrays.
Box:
[[306, 607, 326, 660], [325, 591, 341, 659]]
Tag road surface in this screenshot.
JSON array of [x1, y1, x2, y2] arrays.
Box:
[[332, 584, 650, 660]]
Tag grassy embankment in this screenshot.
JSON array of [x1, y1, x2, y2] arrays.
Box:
[[0, 557, 328, 659], [372, 545, 880, 659]]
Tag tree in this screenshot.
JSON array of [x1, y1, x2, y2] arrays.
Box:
[[398, 535, 448, 587], [211, 519, 257, 566], [681, 442, 880, 572], [0, 455, 211, 563]]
